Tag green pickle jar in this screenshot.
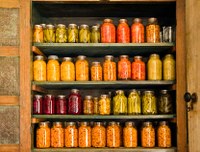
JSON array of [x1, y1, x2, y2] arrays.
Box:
[[158, 90, 173, 114], [68, 24, 78, 43], [113, 90, 127, 115], [142, 91, 157, 114], [56, 24, 67, 43], [79, 24, 90, 43], [128, 89, 141, 115], [44, 24, 56, 43], [91, 25, 100, 43]]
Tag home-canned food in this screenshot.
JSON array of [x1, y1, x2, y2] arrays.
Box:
[[131, 56, 145, 80], [158, 90, 173, 114], [75, 55, 89, 81], [68, 24, 78, 43], [142, 91, 157, 114], [131, 18, 144, 43], [117, 19, 130, 43], [33, 24, 44, 43], [61, 57, 75, 81], [107, 121, 120, 147], [65, 122, 78, 147], [113, 90, 128, 114], [163, 54, 175, 80], [33, 55, 46, 81], [91, 25, 100, 43], [93, 97, 99, 114], [118, 55, 131, 80], [68, 89, 82, 114], [141, 121, 155, 147], [33, 94, 43, 114], [123, 121, 137, 147], [56, 95, 67, 114], [44, 24, 56, 43], [83, 95, 94, 115], [47, 55, 60, 81], [146, 18, 160, 43], [51, 122, 64, 148], [43, 94, 55, 114], [92, 122, 106, 147], [103, 55, 116, 81], [157, 121, 171, 147], [128, 89, 141, 114], [56, 24, 67, 43], [79, 24, 90, 43], [91, 61, 102, 81], [99, 94, 111, 115], [78, 122, 91, 147]]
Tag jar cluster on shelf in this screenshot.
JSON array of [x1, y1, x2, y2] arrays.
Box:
[[33, 18, 174, 43], [36, 120, 172, 148], [33, 53, 175, 82]]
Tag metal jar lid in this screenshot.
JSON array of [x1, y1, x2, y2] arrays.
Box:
[[48, 55, 59, 60]]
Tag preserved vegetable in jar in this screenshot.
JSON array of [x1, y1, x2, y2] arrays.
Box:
[[163, 54, 175, 80], [65, 122, 78, 147], [79, 24, 90, 43], [158, 90, 173, 114], [56, 95, 67, 114], [128, 89, 141, 114], [118, 55, 131, 80], [123, 121, 137, 147], [131, 18, 144, 43], [146, 18, 160, 43], [91, 25, 100, 43], [103, 55, 116, 81], [91, 62, 102, 81], [117, 19, 130, 43], [43, 94, 55, 114], [56, 24, 67, 43], [68, 24, 78, 43], [61, 57, 75, 81], [147, 54, 162, 80], [33, 24, 43, 43], [33, 55, 46, 81], [113, 90, 127, 114], [107, 121, 120, 147], [101, 18, 116, 43], [142, 91, 157, 114], [44, 24, 55, 43], [99, 94, 111, 115], [131, 56, 145, 80], [36, 121, 50, 148], [68, 89, 82, 114], [78, 122, 91, 147], [75, 55, 89, 81], [93, 97, 99, 114], [83, 95, 94, 114], [47, 55, 60, 81], [141, 121, 155, 147], [33, 94, 43, 114], [92, 122, 106, 147], [51, 122, 64, 148]]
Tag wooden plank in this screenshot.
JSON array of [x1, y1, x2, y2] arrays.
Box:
[[32, 46, 46, 57], [32, 85, 47, 93], [0, 144, 19, 152], [109, 0, 176, 2], [0, 0, 20, 8], [0, 96, 19, 106], [0, 47, 19, 56], [32, 0, 101, 1]]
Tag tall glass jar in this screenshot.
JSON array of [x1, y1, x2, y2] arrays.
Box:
[[118, 55, 131, 80], [101, 18, 116, 43], [147, 54, 162, 80], [103, 55, 116, 81], [163, 54, 176, 80], [79, 24, 90, 43], [146, 17, 160, 43], [33, 94, 43, 114], [44, 24, 55, 43], [33, 55, 46, 81], [99, 94, 111, 115], [43, 94, 55, 114], [117, 19, 130, 43], [123, 121, 137, 147], [51, 122, 64, 148], [91, 25, 100, 43], [93, 97, 99, 114], [47, 55, 60, 81], [142, 91, 157, 114], [68, 23, 78, 43], [75, 55, 89, 81], [128, 89, 141, 115], [158, 90, 173, 114], [92, 122, 106, 147], [56, 24, 67, 43], [131, 18, 144, 43], [68, 89, 82, 114], [113, 90, 127, 114], [65, 122, 78, 147], [107, 121, 120, 148], [33, 24, 44, 43], [131, 56, 145, 80], [83, 95, 94, 115], [56, 95, 67, 114], [61, 57, 75, 81], [91, 61, 102, 81], [78, 122, 91, 148]]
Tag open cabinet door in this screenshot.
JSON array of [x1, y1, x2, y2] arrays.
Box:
[[186, 0, 200, 152]]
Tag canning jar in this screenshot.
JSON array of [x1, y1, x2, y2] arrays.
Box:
[[123, 121, 137, 147], [141, 121, 155, 147], [113, 90, 128, 114], [91, 25, 100, 43], [117, 19, 130, 43], [56, 95, 67, 114], [33, 94, 43, 114], [92, 122, 106, 147], [128, 89, 141, 115], [75, 55, 89, 81], [131, 18, 144, 43], [65, 122, 78, 147], [158, 90, 173, 114], [79, 24, 90, 43], [78, 122, 91, 147], [61, 57, 75, 81], [93, 97, 99, 114], [83, 95, 94, 115], [36, 121, 50, 148], [51, 122, 64, 148], [43, 94, 55, 114], [142, 91, 157, 114], [33, 24, 44, 43], [68, 89, 82, 114], [146, 17, 160, 43], [101, 18, 116, 43], [107, 121, 120, 147], [131, 56, 145, 80], [91, 61, 102, 81], [47, 55, 60, 81], [44, 24, 55, 43], [103, 55, 116, 81], [99, 94, 111, 115], [157, 121, 171, 147], [163, 54, 176, 80], [68, 23, 78, 43], [56, 24, 67, 43], [118, 55, 131, 80], [33, 55, 46, 81], [147, 54, 162, 80]]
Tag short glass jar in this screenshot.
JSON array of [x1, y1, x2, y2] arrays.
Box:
[[83, 95, 94, 115], [33, 94, 43, 114]]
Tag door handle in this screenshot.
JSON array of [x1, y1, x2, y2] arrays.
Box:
[[184, 92, 197, 111]]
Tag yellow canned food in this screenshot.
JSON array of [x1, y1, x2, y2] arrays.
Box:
[[107, 121, 120, 148], [91, 61, 102, 81], [123, 121, 137, 147], [99, 94, 111, 115], [78, 122, 91, 147], [36, 122, 50, 148], [163, 54, 175, 80], [33, 55, 46, 81], [75, 55, 89, 81], [92, 122, 106, 147], [47, 55, 60, 81], [51, 122, 64, 148], [33, 24, 44, 43], [65, 122, 78, 147], [61, 57, 75, 81]]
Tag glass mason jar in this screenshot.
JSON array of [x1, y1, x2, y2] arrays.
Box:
[[33, 55, 46, 81], [131, 18, 145, 43], [93, 97, 99, 114], [91, 61, 103, 81], [117, 19, 130, 43], [83, 95, 94, 115], [68, 89, 82, 114], [113, 90, 128, 114], [78, 122, 91, 148], [128, 89, 141, 115], [47, 55, 60, 81], [99, 94, 111, 115], [147, 54, 162, 80], [36, 121, 50, 148], [91, 25, 100, 43], [131, 56, 146, 80], [51, 122, 64, 148], [157, 121, 172, 148], [56, 24, 67, 43], [65, 122, 78, 147], [68, 23, 78, 43], [118, 55, 131, 80], [75, 55, 89, 81], [33, 94, 43, 114], [33, 24, 44, 43], [61, 57, 75, 81], [79, 24, 90, 43], [158, 90, 173, 114], [123, 121, 137, 147], [107, 121, 120, 148], [101, 18, 116, 43], [103, 55, 116, 81], [56, 95, 67, 114], [43, 94, 55, 114], [163, 54, 176, 80], [141, 121, 155, 148], [146, 17, 160, 43], [92, 122, 106, 147], [142, 91, 157, 114], [44, 24, 55, 43]]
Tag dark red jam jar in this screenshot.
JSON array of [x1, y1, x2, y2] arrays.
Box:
[[68, 89, 82, 114], [56, 95, 67, 114], [33, 94, 43, 114], [43, 94, 55, 114]]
